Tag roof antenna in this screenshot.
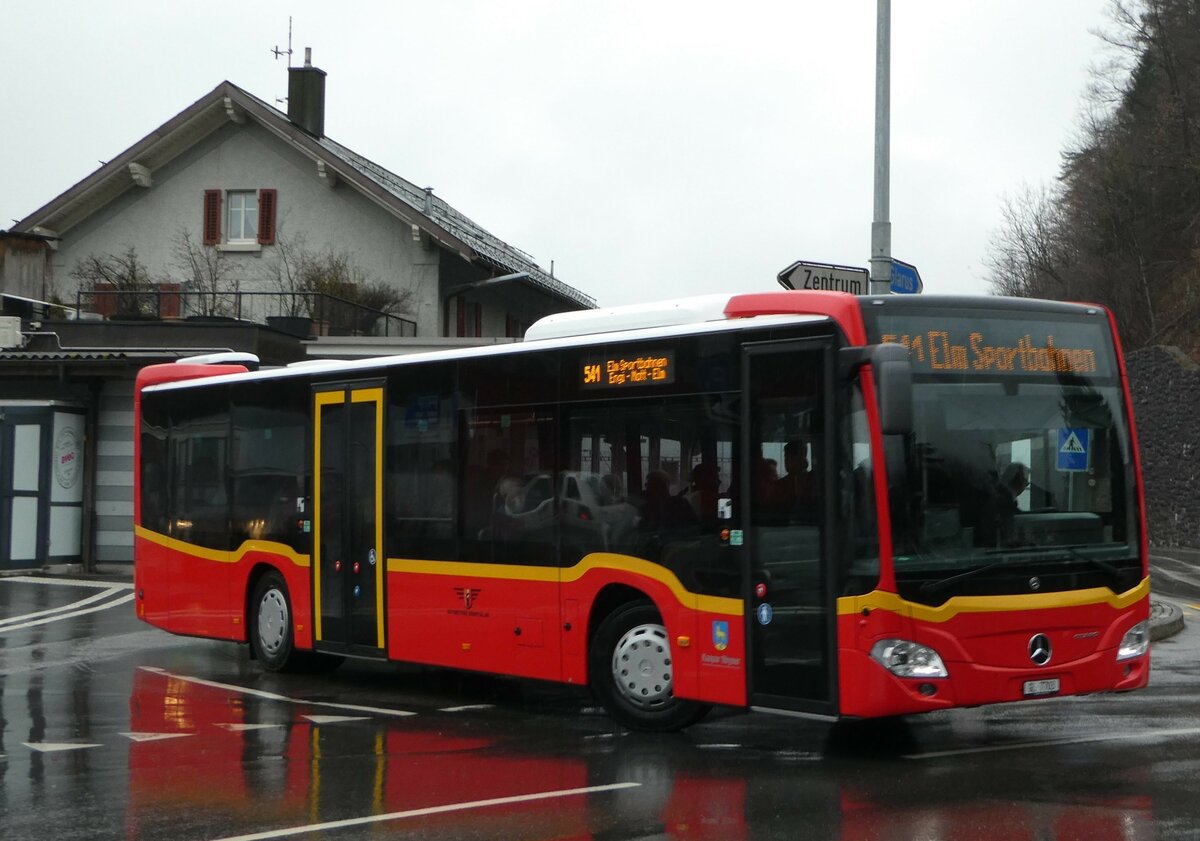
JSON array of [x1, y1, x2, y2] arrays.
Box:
[[271, 16, 293, 105]]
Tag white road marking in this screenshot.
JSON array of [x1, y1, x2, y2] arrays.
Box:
[[24, 742, 103, 753], [0, 592, 135, 633], [211, 782, 642, 841], [905, 726, 1200, 760], [303, 715, 369, 724], [120, 732, 194, 742], [0, 586, 124, 627], [308, 700, 417, 717], [216, 724, 287, 732], [438, 704, 494, 712], [140, 667, 417, 718], [2, 575, 133, 590]]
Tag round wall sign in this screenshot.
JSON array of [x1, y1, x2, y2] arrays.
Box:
[[54, 425, 81, 490]]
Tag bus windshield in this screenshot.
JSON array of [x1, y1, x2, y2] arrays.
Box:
[[866, 304, 1141, 603]]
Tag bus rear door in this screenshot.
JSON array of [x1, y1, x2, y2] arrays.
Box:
[[742, 338, 837, 717], [312, 381, 387, 657]]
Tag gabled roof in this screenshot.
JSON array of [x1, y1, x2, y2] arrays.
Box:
[[15, 81, 595, 310]]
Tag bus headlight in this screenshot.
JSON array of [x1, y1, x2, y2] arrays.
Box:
[[1117, 621, 1149, 661], [870, 639, 948, 678]]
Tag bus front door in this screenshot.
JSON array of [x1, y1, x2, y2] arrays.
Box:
[[312, 382, 386, 657], [742, 339, 836, 717]]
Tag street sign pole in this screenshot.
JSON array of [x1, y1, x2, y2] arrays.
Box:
[[869, 0, 892, 295]]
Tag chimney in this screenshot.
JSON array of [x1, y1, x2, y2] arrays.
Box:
[[287, 47, 326, 138]]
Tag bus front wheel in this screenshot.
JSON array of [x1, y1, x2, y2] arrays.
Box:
[[589, 601, 710, 731]]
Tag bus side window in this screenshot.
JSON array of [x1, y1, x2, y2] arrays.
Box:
[[459, 407, 556, 565], [563, 396, 738, 597], [385, 377, 457, 561]]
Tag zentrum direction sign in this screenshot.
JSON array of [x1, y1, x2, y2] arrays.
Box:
[[777, 261, 869, 295]]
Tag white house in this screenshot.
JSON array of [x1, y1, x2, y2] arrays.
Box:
[[0, 54, 594, 570]]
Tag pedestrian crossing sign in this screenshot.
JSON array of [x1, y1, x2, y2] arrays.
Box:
[[1057, 428, 1090, 472]]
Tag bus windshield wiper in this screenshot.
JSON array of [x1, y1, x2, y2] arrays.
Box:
[[1047, 544, 1125, 585], [919, 557, 1013, 596]]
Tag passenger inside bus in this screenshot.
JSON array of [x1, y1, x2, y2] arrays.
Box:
[[640, 470, 696, 533], [763, 440, 817, 524], [684, 461, 721, 528], [995, 461, 1030, 546]]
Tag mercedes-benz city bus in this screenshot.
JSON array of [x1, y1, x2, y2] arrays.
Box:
[[133, 290, 1149, 730]]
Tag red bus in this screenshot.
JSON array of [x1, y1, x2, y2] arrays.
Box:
[[133, 290, 1150, 730]]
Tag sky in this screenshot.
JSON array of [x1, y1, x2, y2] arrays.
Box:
[[1, 1, 1117, 306]]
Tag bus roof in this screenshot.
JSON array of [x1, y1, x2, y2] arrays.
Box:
[[139, 291, 1110, 394], [141, 304, 829, 392]]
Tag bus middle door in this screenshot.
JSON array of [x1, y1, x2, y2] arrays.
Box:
[[312, 381, 386, 658]]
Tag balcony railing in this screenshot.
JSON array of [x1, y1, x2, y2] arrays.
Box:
[[74, 288, 417, 338]]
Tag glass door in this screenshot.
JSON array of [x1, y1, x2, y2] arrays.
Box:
[[742, 338, 836, 715], [313, 382, 386, 655]]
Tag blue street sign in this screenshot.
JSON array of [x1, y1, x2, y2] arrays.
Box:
[[890, 259, 923, 294], [1056, 428, 1090, 472]]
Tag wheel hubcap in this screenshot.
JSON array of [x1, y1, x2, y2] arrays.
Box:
[[258, 588, 288, 656], [612, 623, 673, 709]]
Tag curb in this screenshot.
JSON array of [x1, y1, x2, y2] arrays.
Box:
[[2, 564, 134, 584], [1150, 599, 1185, 641]]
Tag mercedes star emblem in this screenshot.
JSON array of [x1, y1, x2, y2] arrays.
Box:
[[1029, 633, 1052, 666]]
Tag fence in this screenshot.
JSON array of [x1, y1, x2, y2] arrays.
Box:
[[75, 288, 417, 338]]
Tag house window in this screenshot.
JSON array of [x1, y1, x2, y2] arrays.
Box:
[[457, 299, 482, 338], [505, 314, 524, 339], [203, 189, 277, 246], [227, 191, 258, 242]]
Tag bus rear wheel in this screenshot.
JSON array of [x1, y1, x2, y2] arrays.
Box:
[[251, 571, 298, 671], [250, 571, 343, 674], [590, 601, 710, 731]]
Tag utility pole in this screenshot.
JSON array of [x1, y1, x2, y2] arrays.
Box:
[[870, 0, 892, 295]]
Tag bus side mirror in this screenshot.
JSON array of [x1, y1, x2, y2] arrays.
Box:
[[872, 344, 912, 435], [840, 343, 913, 435]]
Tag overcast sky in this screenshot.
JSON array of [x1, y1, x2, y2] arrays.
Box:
[[1, 1, 1116, 305]]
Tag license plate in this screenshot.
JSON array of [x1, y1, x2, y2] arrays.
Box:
[[1023, 678, 1060, 696]]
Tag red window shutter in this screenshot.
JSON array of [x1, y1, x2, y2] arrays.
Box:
[[203, 190, 221, 245], [93, 281, 115, 318], [257, 188, 277, 245], [158, 283, 181, 318]]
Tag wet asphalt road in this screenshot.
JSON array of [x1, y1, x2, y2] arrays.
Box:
[[2, 567, 1200, 841]]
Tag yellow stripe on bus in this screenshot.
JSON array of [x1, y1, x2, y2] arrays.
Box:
[[134, 531, 740, 617], [836, 577, 1150, 623], [387, 552, 745, 617], [134, 526, 310, 568]]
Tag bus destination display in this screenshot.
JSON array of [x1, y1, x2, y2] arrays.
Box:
[[871, 314, 1116, 378], [581, 350, 675, 388]]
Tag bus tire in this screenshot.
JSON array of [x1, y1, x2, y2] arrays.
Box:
[[250, 570, 299, 672], [589, 601, 710, 731]]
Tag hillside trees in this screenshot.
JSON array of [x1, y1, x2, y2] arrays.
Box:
[[987, 0, 1200, 356]]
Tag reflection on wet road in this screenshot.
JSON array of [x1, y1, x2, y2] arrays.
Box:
[[2, 574, 1198, 839]]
